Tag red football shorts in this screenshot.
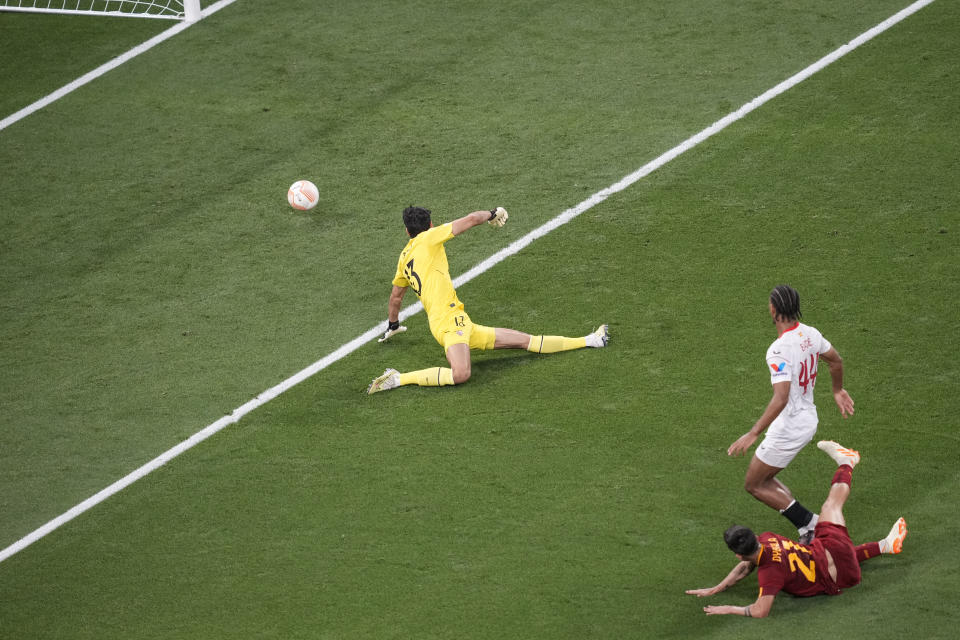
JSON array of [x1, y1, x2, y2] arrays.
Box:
[[814, 522, 862, 591]]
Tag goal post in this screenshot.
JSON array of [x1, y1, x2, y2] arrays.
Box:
[[0, 1, 202, 22]]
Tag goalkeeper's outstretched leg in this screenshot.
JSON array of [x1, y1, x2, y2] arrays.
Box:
[[367, 324, 609, 394]]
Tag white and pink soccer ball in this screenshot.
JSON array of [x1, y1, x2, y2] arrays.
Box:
[[287, 180, 319, 211]]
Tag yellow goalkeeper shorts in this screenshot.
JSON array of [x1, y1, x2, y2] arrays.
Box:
[[433, 312, 496, 351]]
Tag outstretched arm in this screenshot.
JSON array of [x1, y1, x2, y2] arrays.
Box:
[[387, 285, 407, 324], [820, 347, 854, 417], [702, 594, 775, 618], [378, 285, 408, 343], [686, 560, 755, 598], [686, 561, 775, 618], [728, 381, 789, 456], [450, 208, 508, 236]]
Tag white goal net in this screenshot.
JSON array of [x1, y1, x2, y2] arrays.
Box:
[[0, 1, 201, 21]]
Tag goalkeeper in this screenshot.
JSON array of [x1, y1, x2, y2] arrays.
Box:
[[367, 206, 609, 394]]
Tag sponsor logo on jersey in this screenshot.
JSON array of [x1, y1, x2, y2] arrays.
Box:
[[770, 362, 786, 373]]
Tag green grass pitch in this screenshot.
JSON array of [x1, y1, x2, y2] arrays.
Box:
[[0, 1, 957, 638]]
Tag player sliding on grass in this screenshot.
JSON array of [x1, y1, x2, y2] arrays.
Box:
[[367, 206, 609, 394], [686, 440, 907, 618], [728, 285, 855, 543]]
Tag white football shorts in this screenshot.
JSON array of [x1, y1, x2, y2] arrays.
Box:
[[755, 411, 818, 469]]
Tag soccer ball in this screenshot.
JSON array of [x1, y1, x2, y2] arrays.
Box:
[[287, 180, 319, 211]]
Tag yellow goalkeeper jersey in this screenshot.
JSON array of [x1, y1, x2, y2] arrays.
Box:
[[392, 223, 465, 330]]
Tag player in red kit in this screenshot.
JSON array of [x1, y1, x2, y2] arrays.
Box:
[[685, 440, 908, 618]]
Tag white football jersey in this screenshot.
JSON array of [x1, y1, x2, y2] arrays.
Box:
[[765, 323, 832, 417]]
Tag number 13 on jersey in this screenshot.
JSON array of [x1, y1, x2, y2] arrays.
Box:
[[404, 259, 422, 296]]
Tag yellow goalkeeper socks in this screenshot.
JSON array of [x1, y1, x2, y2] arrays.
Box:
[[398, 367, 455, 387], [526, 335, 587, 354]]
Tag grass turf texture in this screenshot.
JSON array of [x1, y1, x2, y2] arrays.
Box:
[[1, 0, 957, 638]]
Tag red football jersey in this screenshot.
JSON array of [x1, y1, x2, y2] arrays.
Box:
[[756, 531, 831, 597]]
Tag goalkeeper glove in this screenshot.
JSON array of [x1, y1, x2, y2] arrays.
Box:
[[488, 207, 509, 227], [378, 319, 407, 343]]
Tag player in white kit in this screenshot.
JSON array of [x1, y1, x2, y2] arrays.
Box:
[[728, 285, 855, 543]]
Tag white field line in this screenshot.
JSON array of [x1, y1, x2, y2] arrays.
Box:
[[0, 0, 239, 133], [0, 0, 935, 565]]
